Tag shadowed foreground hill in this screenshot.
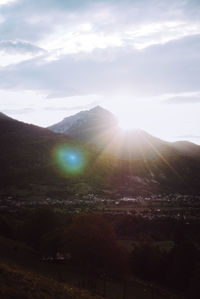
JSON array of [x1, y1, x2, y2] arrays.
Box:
[[0, 263, 102, 299]]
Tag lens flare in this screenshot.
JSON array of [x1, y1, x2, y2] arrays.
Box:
[[53, 144, 87, 175]]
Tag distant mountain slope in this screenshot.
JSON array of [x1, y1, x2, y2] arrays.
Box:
[[0, 114, 63, 190], [0, 113, 123, 197], [49, 106, 118, 142], [48, 107, 200, 194], [48, 106, 200, 161], [1, 111, 200, 196], [171, 141, 200, 159], [0, 112, 11, 120]]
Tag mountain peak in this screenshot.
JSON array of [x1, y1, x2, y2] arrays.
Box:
[[48, 106, 118, 135], [0, 112, 10, 120], [90, 105, 108, 113]]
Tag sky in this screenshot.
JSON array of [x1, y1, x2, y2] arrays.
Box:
[[0, 0, 200, 144]]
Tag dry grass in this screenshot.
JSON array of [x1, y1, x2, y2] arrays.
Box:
[[0, 263, 103, 299]]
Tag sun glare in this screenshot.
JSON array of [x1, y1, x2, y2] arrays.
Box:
[[109, 102, 143, 131], [118, 114, 137, 131], [110, 100, 159, 133]]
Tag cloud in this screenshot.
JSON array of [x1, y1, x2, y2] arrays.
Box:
[[0, 0, 200, 99], [0, 40, 45, 54], [164, 96, 200, 104], [46, 89, 91, 99], [0, 40, 46, 67], [0, 34, 200, 98], [177, 134, 200, 139], [1, 107, 35, 114], [1, 0, 200, 49], [44, 102, 100, 112], [2, 104, 98, 115], [0, 0, 17, 6]]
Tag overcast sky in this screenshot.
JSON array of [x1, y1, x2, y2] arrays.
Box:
[[0, 0, 200, 144]]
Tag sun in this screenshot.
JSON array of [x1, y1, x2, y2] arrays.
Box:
[[108, 103, 140, 131], [118, 114, 137, 131]]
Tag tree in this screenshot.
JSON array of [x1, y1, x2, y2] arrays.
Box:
[[0, 216, 13, 239], [22, 208, 61, 249], [40, 229, 64, 259], [130, 242, 162, 281], [64, 214, 129, 278], [164, 241, 199, 291]]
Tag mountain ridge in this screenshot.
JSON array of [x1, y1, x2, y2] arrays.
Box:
[[48, 106, 118, 135], [1, 110, 200, 196], [48, 106, 200, 160]]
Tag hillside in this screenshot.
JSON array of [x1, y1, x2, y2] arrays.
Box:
[[0, 263, 102, 299], [48, 106, 200, 161], [49, 106, 118, 136], [1, 112, 200, 197], [0, 113, 116, 197]]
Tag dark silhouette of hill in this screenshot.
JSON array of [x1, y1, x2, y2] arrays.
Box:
[[0, 114, 84, 196], [49, 106, 200, 161], [171, 140, 200, 159], [1, 111, 200, 197], [49, 107, 200, 194], [0, 258, 100, 299], [0, 112, 11, 120], [0, 113, 125, 197]]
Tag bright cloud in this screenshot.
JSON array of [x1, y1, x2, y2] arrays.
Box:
[[0, 0, 17, 5], [0, 40, 46, 66]]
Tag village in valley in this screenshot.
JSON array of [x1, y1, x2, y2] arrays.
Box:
[[1, 191, 200, 221]]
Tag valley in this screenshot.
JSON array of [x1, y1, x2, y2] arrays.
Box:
[[1, 109, 200, 298]]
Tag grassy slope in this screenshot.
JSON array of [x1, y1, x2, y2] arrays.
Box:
[[0, 263, 103, 299], [0, 236, 183, 299], [0, 236, 102, 299]]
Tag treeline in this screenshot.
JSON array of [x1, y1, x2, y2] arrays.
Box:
[[0, 210, 128, 279], [0, 210, 200, 298], [130, 240, 200, 297], [110, 214, 200, 243]]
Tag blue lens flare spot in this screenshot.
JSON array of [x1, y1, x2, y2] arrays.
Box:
[[53, 144, 87, 175]]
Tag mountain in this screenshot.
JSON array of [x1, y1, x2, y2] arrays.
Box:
[[48, 106, 200, 194], [0, 114, 102, 198], [172, 140, 200, 159], [49, 106, 118, 143], [48, 106, 200, 161], [1, 111, 200, 197], [0, 112, 10, 120], [0, 113, 128, 198]]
